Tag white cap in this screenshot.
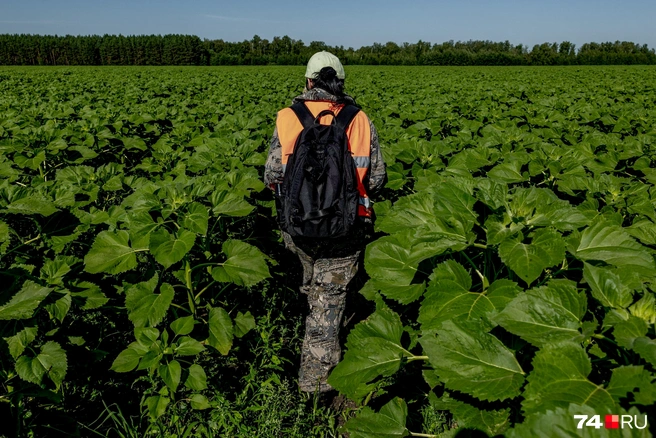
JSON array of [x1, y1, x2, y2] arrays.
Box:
[[305, 51, 345, 80]]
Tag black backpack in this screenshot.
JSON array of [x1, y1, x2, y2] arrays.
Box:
[[276, 102, 361, 238]]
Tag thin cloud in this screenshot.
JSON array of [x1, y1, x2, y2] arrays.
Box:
[[0, 20, 61, 24], [204, 14, 287, 24]]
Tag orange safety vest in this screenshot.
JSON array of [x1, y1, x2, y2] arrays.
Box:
[[276, 101, 373, 217]]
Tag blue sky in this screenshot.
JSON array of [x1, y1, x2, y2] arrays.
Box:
[[1, 0, 654, 50]]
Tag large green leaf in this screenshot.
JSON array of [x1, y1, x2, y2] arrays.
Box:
[[573, 219, 656, 275], [610, 313, 648, 346], [70, 281, 108, 310], [363, 279, 426, 305], [185, 364, 208, 391], [493, 279, 585, 347], [364, 236, 434, 286], [508, 404, 648, 438], [6, 196, 58, 216], [605, 312, 656, 365], [190, 394, 211, 410], [122, 137, 147, 151], [170, 315, 195, 336], [498, 228, 565, 285], [0, 281, 52, 320], [328, 307, 412, 401], [45, 293, 72, 323], [522, 342, 616, 416], [419, 261, 521, 331], [124, 275, 174, 328], [180, 202, 209, 235], [487, 160, 526, 184], [371, 183, 474, 268], [84, 230, 142, 274], [475, 179, 508, 210], [158, 360, 181, 392], [3, 326, 38, 359], [627, 218, 656, 246], [39, 258, 72, 286], [233, 311, 256, 338], [582, 263, 633, 309], [146, 390, 170, 419], [208, 306, 233, 355], [420, 319, 525, 401], [149, 228, 196, 269], [632, 337, 656, 367], [607, 365, 656, 405], [210, 191, 254, 216], [630, 292, 656, 324], [429, 259, 472, 289], [507, 187, 588, 231], [0, 220, 10, 252], [126, 210, 159, 248], [14, 150, 46, 170], [485, 216, 525, 246], [174, 337, 205, 356], [137, 350, 162, 371], [135, 327, 159, 347], [211, 239, 270, 287], [110, 345, 143, 372], [15, 341, 67, 388], [225, 167, 266, 192], [429, 392, 510, 436], [377, 184, 476, 237], [342, 397, 409, 438]]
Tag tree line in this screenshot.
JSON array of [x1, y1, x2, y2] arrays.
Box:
[[1, 34, 655, 66]]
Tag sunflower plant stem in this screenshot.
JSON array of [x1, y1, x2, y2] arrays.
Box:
[[184, 260, 196, 315], [5, 234, 41, 256], [406, 355, 429, 362], [194, 281, 216, 302], [190, 262, 220, 272]]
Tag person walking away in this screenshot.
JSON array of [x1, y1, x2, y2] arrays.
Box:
[[263, 51, 386, 393]]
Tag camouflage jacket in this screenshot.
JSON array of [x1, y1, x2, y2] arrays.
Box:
[[263, 88, 387, 197]]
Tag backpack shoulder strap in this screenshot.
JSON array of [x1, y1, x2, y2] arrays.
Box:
[[289, 102, 314, 129], [335, 105, 361, 132]]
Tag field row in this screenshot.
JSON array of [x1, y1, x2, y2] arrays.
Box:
[[1, 66, 655, 437]]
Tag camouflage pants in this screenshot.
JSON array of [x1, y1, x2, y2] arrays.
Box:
[[282, 232, 361, 393]]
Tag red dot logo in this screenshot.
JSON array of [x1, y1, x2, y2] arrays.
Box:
[[605, 415, 619, 429]]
